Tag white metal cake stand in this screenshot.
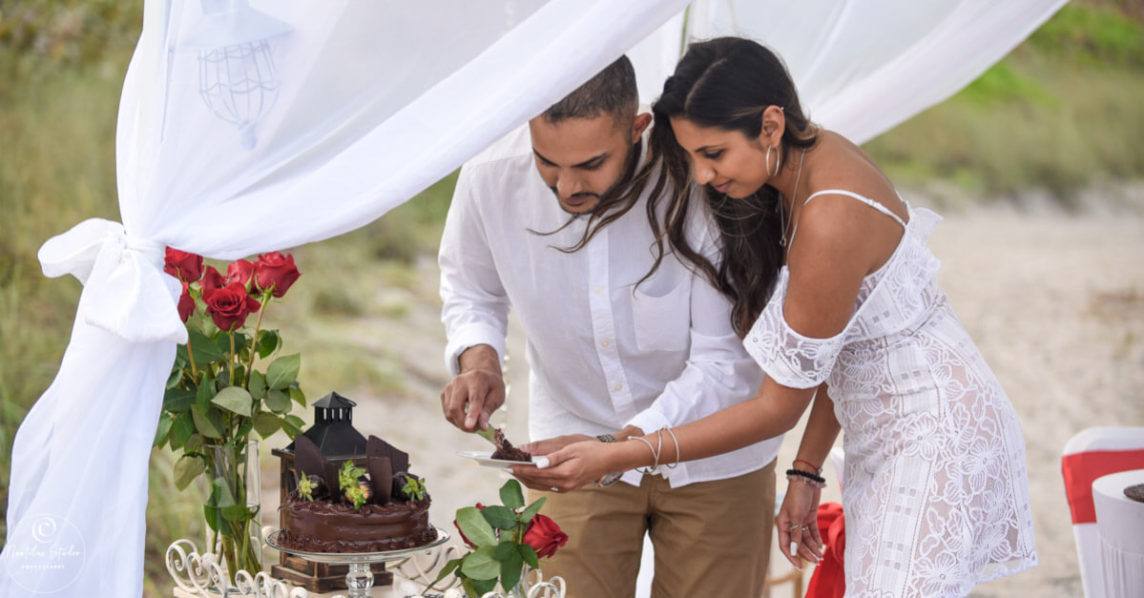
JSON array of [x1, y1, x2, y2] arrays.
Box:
[[265, 527, 450, 598]]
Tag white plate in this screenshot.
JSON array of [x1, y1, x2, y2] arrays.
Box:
[[458, 450, 537, 468]]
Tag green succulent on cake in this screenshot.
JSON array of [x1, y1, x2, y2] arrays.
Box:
[[401, 474, 427, 501], [297, 474, 317, 501], [339, 460, 370, 510]]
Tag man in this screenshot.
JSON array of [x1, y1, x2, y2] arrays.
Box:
[[438, 57, 783, 598]]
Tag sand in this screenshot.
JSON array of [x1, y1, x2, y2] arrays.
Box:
[[260, 192, 1144, 597]]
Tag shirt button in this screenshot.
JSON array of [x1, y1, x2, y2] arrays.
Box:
[[601, 339, 611, 348], [614, 383, 623, 391], [593, 286, 603, 294]]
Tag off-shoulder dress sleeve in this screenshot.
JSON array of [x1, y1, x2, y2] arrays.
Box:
[[742, 270, 846, 389]]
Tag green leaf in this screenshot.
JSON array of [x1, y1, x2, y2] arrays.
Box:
[[191, 405, 223, 439], [460, 546, 501, 580], [428, 557, 463, 589], [519, 544, 540, 569], [163, 387, 195, 414], [500, 479, 525, 510], [221, 504, 254, 523], [173, 455, 205, 490], [189, 328, 227, 364], [289, 385, 306, 406], [196, 373, 216, 410], [482, 505, 519, 530], [165, 365, 182, 390], [184, 434, 205, 454], [234, 418, 253, 439], [266, 353, 301, 390], [281, 415, 305, 439], [456, 507, 498, 548], [257, 330, 280, 359], [499, 547, 524, 591], [265, 388, 291, 414], [248, 370, 267, 401], [493, 540, 517, 561], [154, 413, 174, 447], [519, 496, 547, 525], [253, 412, 281, 438], [471, 577, 498, 595], [170, 412, 195, 449], [203, 504, 220, 532], [212, 386, 253, 417]]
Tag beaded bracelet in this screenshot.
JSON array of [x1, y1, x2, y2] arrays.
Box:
[[785, 468, 827, 489]]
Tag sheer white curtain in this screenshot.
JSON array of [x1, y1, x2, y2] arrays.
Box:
[[629, 0, 1067, 144], [0, 0, 1063, 595]]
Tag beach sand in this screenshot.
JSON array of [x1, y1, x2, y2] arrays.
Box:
[[260, 194, 1144, 596]]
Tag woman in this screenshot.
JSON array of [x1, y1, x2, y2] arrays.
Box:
[[531, 37, 1037, 596]]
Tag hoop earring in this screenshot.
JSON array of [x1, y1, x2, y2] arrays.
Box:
[[765, 145, 782, 177]]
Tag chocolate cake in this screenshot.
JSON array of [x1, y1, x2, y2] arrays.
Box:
[[276, 434, 437, 553], [490, 428, 531, 462]]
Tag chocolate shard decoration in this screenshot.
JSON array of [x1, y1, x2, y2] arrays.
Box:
[[367, 435, 409, 476], [367, 456, 393, 504], [324, 461, 342, 498], [294, 434, 330, 482]]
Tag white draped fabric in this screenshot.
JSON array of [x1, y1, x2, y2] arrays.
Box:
[[0, 0, 1063, 595]]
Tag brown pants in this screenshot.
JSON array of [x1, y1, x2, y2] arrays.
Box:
[[532, 460, 776, 598]]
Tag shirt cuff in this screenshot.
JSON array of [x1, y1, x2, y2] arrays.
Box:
[[443, 323, 506, 376]]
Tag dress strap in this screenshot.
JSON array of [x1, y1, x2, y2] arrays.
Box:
[[804, 189, 907, 228]]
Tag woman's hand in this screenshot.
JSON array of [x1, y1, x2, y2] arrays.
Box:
[[776, 479, 823, 568], [514, 439, 629, 492]]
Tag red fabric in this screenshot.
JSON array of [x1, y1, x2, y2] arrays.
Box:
[[1061, 449, 1144, 524], [807, 502, 846, 598]]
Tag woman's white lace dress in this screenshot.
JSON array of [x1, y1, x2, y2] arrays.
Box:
[[744, 193, 1037, 597]]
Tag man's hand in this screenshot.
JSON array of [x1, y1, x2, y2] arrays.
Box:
[[440, 345, 504, 432], [518, 434, 593, 457]]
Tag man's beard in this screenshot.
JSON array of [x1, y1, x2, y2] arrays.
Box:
[[548, 139, 642, 217]]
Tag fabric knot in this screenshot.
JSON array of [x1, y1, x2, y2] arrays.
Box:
[[38, 218, 188, 344], [124, 233, 166, 268]]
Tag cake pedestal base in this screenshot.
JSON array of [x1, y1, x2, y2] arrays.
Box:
[[264, 527, 450, 598]]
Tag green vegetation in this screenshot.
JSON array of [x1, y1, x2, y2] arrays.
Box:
[[0, 2, 1141, 595], [864, 3, 1144, 200]]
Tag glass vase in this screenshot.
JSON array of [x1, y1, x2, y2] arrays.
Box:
[[203, 439, 262, 585]]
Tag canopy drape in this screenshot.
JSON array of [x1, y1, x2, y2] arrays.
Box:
[[0, 0, 1064, 594]]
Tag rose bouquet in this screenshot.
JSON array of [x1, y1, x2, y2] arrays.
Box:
[[153, 248, 308, 582], [430, 479, 568, 597]]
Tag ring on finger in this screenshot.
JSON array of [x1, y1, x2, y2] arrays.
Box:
[[550, 486, 559, 493]]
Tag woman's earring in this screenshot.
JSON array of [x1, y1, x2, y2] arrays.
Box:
[[766, 144, 782, 177]]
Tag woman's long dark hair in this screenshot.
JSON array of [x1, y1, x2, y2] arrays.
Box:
[[639, 37, 819, 337]]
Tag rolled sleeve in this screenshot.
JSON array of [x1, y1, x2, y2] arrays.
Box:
[[439, 162, 511, 376]]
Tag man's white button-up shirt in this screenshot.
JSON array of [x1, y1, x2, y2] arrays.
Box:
[[439, 126, 782, 487]]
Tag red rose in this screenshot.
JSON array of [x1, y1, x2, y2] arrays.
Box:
[[177, 282, 195, 323], [203, 283, 261, 331], [164, 248, 203, 283], [201, 265, 225, 293], [226, 258, 255, 288], [254, 252, 300, 298], [522, 514, 568, 558]]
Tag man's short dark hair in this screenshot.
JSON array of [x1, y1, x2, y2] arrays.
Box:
[[541, 56, 638, 127]]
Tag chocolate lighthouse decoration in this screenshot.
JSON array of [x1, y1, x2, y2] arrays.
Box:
[[270, 391, 405, 590]]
